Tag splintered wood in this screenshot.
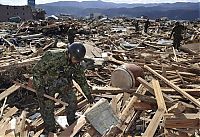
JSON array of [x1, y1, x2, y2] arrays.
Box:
[[0, 18, 199, 136]]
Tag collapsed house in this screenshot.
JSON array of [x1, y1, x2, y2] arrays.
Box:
[[0, 17, 199, 137]]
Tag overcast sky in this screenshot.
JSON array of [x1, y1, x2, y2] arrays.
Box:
[[0, 0, 198, 5]]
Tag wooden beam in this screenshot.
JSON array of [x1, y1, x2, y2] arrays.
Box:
[[161, 88, 200, 94], [0, 84, 20, 102], [0, 97, 7, 118], [144, 65, 200, 107], [92, 86, 136, 94], [137, 77, 174, 102], [164, 113, 200, 119], [120, 84, 145, 122], [133, 102, 155, 110], [1, 107, 18, 120], [152, 79, 167, 111], [14, 81, 68, 106], [93, 86, 200, 95], [111, 96, 118, 115], [176, 70, 186, 85], [73, 80, 87, 99], [165, 118, 199, 129], [142, 110, 165, 137], [0, 56, 40, 71], [142, 79, 166, 137], [168, 102, 186, 114], [19, 111, 28, 137]]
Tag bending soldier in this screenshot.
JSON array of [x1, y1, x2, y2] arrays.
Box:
[[32, 42, 94, 136]]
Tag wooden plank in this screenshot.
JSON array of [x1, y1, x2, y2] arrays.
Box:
[[152, 79, 167, 112], [0, 97, 7, 118], [142, 110, 165, 137], [124, 111, 143, 134], [111, 96, 118, 115], [176, 70, 186, 85], [0, 56, 40, 70], [133, 102, 155, 110], [0, 118, 10, 136], [164, 113, 200, 119], [14, 81, 68, 106], [73, 80, 87, 99], [0, 84, 20, 102], [93, 86, 200, 94], [92, 86, 136, 94], [33, 129, 44, 137], [144, 65, 200, 107], [165, 119, 199, 128], [120, 86, 147, 136], [1, 107, 18, 120], [121, 92, 130, 110], [58, 116, 86, 137], [172, 47, 178, 62], [119, 84, 145, 122], [19, 111, 28, 137], [137, 77, 174, 102], [5, 118, 17, 137], [142, 79, 166, 137], [168, 102, 186, 114]]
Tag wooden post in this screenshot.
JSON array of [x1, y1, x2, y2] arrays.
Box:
[[144, 65, 200, 108], [142, 80, 166, 137]]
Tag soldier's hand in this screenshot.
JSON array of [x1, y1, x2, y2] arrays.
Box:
[[87, 95, 95, 104]]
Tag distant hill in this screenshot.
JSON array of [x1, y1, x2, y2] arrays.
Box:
[[36, 1, 200, 20]]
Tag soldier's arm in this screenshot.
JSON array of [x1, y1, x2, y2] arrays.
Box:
[[73, 66, 94, 103]]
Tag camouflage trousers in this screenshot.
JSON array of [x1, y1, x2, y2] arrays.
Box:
[[173, 35, 183, 50], [34, 82, 77, 134]]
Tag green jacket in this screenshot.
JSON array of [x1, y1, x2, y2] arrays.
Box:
[[32, 49, 91, 98]]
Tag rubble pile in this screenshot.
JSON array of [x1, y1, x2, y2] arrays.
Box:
[[0, 18, 199, 137]]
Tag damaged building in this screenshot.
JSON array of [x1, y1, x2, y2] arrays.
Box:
[[0, 0, 45, 22], [0, 5, 33, 22]]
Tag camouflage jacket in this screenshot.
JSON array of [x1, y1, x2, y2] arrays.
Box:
[[32, 49, 91, 97]]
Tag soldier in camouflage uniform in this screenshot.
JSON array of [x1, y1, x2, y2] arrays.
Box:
[[67, 24, 77, 44], [170, 22, 185, 50], [32, 42, 94, 135]]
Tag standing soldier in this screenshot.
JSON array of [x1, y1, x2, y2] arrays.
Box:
[[32, 42, 94, 136], [135, 20, 139, 32], [67, 24, 77, 44], [144, 19, 150, 33], [170, 22, 185, 50]]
